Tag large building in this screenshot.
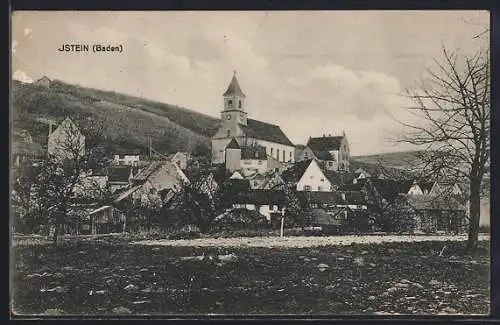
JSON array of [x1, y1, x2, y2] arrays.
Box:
[[211, 72, 295, 166], [296, 134, 351, 172]]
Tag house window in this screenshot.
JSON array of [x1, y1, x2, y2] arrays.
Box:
[[258, 160, 263, 165], [310, 175, 314, 180], [304, 185, 311, 191], [282, 150, 285, 162], [328, 161, 333, 167], [270, 148, 273, 155], [320, 178, 324, 182], [318, 186, 322, 191], [289, 151, 292, 160]]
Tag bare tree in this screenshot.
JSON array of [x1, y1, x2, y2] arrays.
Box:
[[395, 46, 490, 250], [39, 119, 88, 246]]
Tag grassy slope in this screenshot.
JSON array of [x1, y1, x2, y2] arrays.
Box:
[[12, 79, 222, 154]]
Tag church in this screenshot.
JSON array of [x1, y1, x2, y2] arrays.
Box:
[[211, 72, 295, 167]]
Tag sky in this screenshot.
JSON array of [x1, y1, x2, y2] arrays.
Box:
[[11, 11, 489, 156]]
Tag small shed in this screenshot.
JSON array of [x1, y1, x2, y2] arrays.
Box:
[[87, 205, 126, 235]]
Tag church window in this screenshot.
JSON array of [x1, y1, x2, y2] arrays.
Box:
[[282, 151, 285, 162], [270, 148, 273, 155], [276, 149, 280, 161], [289, 151, 292, 160], [228, 100, 233, 107], [239, 100, 242, 108], [227, 130, 231, 137]]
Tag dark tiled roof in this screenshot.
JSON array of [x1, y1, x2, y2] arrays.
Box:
[[368, 178, 415, 200], [281, 159, 313, 184], [418, 181, 435, 193], [226, 138, 240, 150], [241, 144, 267, 159], [223, 73, 246, 97], [108, 166, 132, 183], [307, 136, 344, 160], [231, 189, 287, 205], [239, 119, 294, 146], [297, 190, 366, 206]]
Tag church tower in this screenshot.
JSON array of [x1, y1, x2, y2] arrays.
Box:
[[221, 71, 248, 126]]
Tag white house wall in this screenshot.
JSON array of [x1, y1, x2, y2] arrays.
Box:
[[296, 160, 332, 192]]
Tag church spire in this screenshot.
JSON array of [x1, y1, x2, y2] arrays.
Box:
[[223, 70, 246, 97]]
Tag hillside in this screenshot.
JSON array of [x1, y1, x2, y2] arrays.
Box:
[[12, 79, 222, 155], [351, 151, 424, 171]]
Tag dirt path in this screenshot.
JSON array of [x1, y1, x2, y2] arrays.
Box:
[[131, 234, 490, 248]]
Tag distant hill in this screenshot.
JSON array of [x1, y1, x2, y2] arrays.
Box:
[[12, 78, 222, 155], [351, 151, 424, 170]]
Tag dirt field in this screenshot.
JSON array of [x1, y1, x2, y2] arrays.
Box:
[[12, 237, 490, 316], [131, 234, 491, 248]]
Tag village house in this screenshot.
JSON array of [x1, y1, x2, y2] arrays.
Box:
[[47, 117, 85, 160], [352, 168, 371, 184], [34, 75, 52, 87], [224, 138, 286, 175], [295, 133, 350, 172], [429, 181, 464, 197], [211, 72, 295, 167], [73, 168, 109, 199], [113, 153, 141, 166], [107, 166, 137, 193], [68, 205, 126, 235], [406, 194, 467, 233], [130, 160, 189, 205], [168, 151, 191, 170], [281, 159, 342, 192]]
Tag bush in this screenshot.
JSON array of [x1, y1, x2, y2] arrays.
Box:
[[167, 225, 201, 240]]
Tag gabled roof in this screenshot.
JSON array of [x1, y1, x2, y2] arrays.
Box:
[[281, 159, 314, 184], [223, 72, 246, 97], [418, 181, 435, 193], [226, 137, 240, 150], [241, 144, 267, 159], [239, 119, 294, 146], [307, 136, 344, 159]]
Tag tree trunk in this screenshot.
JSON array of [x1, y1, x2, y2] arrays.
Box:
[[466, 179, 481, 250]]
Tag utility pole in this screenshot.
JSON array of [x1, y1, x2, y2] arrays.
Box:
[[148, 134, 152, 160]]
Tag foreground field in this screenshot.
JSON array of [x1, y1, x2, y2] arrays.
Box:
[[12, 236, 490, 316], [132, 234, 491, 248]]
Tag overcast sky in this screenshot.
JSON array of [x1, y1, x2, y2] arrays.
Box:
[[11, 11, 489, 155]]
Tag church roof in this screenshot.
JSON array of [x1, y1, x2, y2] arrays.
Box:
[[223, 72, 246, 97], [226, 138, 240, 150], [239, 119, 294, 146]]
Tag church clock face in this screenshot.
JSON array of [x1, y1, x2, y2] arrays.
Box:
[[227, 115, 231, 120]]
